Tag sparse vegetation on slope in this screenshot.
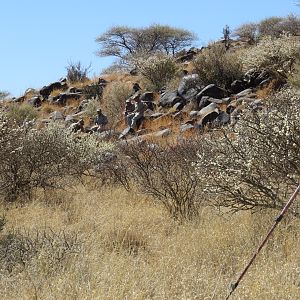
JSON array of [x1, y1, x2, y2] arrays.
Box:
[[1, 13, 300, 299]]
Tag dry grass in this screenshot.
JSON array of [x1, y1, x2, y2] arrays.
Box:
[[50, 88, 64, 97], [256, 79, 279, 99], [0, 185, 299, 299]]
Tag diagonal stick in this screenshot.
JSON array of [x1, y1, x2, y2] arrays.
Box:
[[225, 182, 300, 300]]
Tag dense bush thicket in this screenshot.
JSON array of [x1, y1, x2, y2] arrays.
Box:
[[0, 118, 112, 202], [195, 88, 300, 214], [234, 14, 300, 42], [136, 54, 178, 91], [192, 44, 243, 88], [6, 103, 38, 126], [119, 140, 201, 221], [102, 81, 132, 125], [0, 229, 81, 275], [241, 35, 300, 75]]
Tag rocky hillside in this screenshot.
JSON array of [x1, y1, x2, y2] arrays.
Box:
[[2, 36, 297, 144]]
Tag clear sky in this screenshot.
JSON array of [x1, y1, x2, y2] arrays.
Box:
[[1, 0, 299, 96]]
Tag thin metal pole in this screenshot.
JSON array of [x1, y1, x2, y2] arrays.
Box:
[[225, 182, 300, 300]]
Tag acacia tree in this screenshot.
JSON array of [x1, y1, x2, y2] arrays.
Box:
[[233, 22, 259, 44], [95, 24, 196, 61]]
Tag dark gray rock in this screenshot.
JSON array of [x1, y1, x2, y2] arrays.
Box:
[[140, 92, 154, 102], [230, 107, 242, 126], [236, 88, 253, 98], [55, 93, 82, 105], [201, 111, 219, 127], [180, 123, 194, 132], [254, 70, 270, 85], [148, 112, 164, 119], [231, 80, 246, 94], [243, 68, 260, 87], [172, 101, 185, 111], [159, 90, 184, 108], [258, 78, 271, 88], [198, 96, 212, 110], [28, 96, 42, 107], [197, 102, 219, 117], [98, 78, 108, 86], [178, 74, 200, 98], [189, 111, 199, 118], [13, 96, 25, 103], [119, 127, 134, 139], [214, 111, 230, 125], [196, 84, 228, 103], [40, 81, 68, 99], [68, 87, 84, 93], [65, 115, 78, 124]]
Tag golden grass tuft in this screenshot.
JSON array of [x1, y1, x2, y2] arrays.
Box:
[[0, 184, 299, 299], [256, 79, 280, 99]]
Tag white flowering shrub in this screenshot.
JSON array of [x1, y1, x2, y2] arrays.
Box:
[[192, 44, 243, 88], [196, 88, 300, 213], [136, 54, 178, 91], [241, 35, 300, 74], [0, 118, 112, 202]]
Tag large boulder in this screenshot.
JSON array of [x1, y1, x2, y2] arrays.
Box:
[[235, 88, 254, 99], [196, 84, 228, 104], [158, 90, 185, 108], [198, 96, 231, 110], [178, 74, 201, 100], [40, 80, 68, 99], [28, 96, 42, 107], [197, 102, 219, 119], [140, 92, 154, 102], [213, 111, 230, 126], [53, 92, 82, 105], [230, 80, 247, 94]]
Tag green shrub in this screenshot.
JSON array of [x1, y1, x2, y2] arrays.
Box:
[[6, 103, 38, 126], [83, 98, 100, 118], [102, 81, 132, 125], [192, 43, 243, 88], [136, 54, 178, 91]]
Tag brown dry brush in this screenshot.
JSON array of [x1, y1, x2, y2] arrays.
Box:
[[0, 118, 111, 203], [118, 139, 202, 221]]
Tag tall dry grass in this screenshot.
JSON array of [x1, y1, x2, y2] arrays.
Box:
[[0, 185, 299, 299]]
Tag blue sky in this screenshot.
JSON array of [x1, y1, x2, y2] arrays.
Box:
[[1, 0, 299, 96]]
